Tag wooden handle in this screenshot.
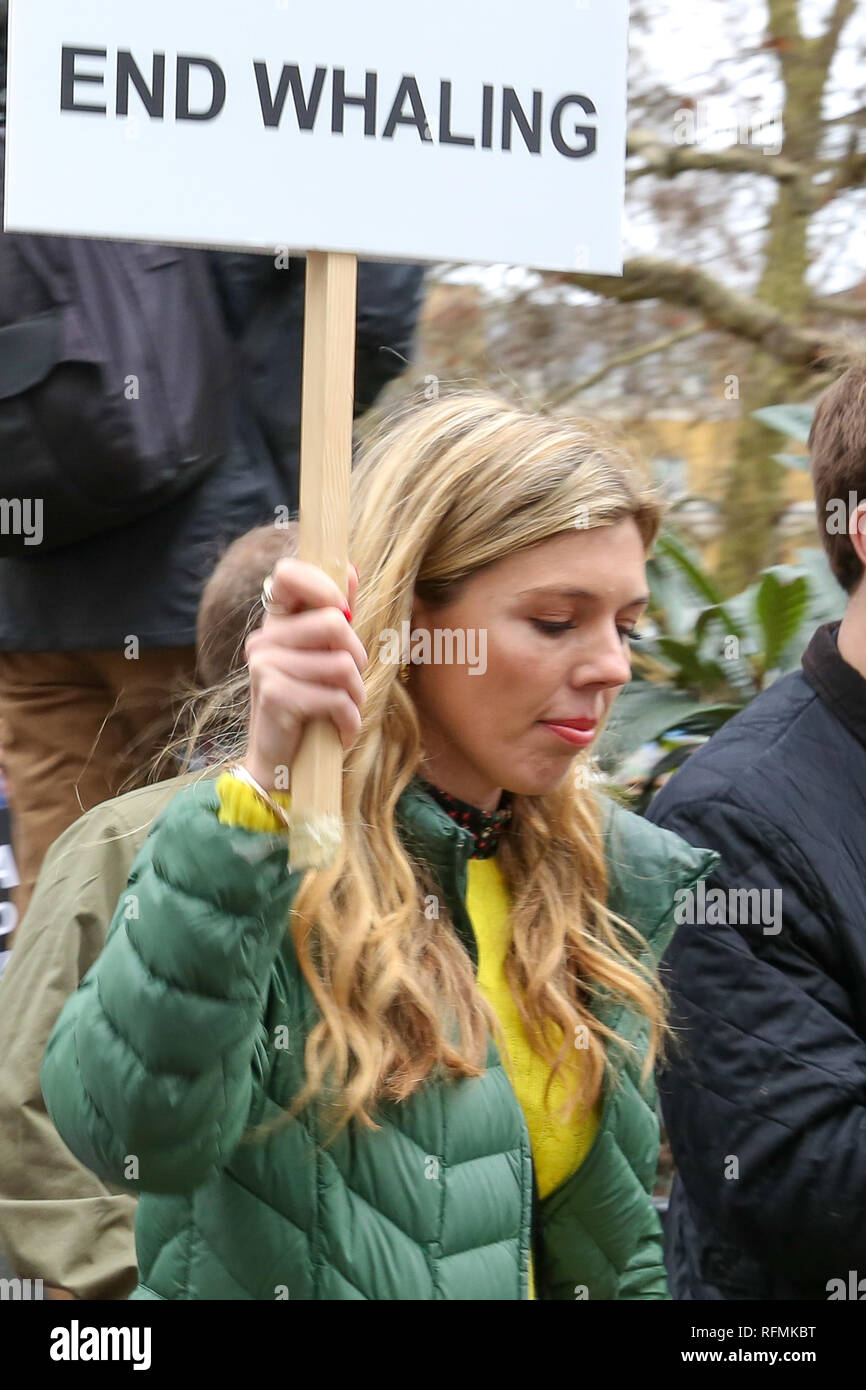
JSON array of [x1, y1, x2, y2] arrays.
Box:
[[290, 250, 358, 870]]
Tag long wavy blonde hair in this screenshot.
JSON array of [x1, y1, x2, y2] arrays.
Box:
[[230, 390, 663, 1138]]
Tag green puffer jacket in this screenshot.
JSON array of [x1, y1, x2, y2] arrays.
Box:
[[41, 776, 716, 1300]]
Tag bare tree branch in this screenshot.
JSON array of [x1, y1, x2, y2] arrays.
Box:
[[559, 256, 852, 370], [543, 321, 707, 410], [811, 295, 866, 321], [627, 127, 805, 189], [821, 103, 866, 129], [816, 0, 858, 71], [815, 137, 866, 206]]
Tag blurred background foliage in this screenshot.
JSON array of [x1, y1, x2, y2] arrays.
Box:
[[596, 398, 845, 805], [597, 528, 845, 808]]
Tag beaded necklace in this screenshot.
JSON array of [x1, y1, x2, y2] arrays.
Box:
[[418, 778, 513, 859]]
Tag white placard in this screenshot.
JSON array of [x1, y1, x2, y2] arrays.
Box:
[[4, 0, 628, 274]]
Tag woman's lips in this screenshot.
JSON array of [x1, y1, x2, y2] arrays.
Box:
[[540, 719, 597, 747]]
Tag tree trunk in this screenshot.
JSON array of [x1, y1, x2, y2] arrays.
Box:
[[716, 357, 805, 593], [717, 11, 829, 592]]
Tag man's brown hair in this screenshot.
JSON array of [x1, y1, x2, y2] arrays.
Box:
[[809, 363, 866, 593]]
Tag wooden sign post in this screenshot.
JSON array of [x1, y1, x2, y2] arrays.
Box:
[[290, 251, 358, 870]]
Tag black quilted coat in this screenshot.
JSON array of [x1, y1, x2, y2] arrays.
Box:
[[647, 622, 866, 1300]]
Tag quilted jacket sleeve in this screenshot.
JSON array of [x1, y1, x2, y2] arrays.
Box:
[[651, 796, 866, 1285], [41, 780, 295, 1197], [617, 1210, 669, 1299]]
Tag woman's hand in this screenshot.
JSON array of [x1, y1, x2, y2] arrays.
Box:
[[242, 559, 367, 790]]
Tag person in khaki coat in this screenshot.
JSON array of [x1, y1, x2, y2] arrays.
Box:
[[0, 775, 192, 1297], [0, 524, 297, 1299]]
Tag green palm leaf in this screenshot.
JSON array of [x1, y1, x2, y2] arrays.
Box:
[[754, 569, 810, 671]]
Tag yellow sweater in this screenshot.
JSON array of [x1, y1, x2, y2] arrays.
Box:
[[466, 858, 600, 1198], [466, 857, 600, 1300], [216, 774, 600, 1300]]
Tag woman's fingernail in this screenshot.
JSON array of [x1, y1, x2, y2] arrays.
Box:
[[342, 604, 353, 623]]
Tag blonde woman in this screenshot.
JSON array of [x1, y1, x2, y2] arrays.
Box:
[[42, 393, 716, 1301]]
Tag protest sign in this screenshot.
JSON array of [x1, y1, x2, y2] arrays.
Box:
[[5, 0, 628, 273]]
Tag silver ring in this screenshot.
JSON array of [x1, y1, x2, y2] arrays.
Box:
[[261, 575, 289, 617]]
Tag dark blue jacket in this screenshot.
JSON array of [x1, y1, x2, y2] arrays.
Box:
[[647, 623, 866, 1299], [0, 251, 424, 651]]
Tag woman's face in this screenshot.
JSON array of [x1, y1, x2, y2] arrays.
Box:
[[410, 518, 649, 811]]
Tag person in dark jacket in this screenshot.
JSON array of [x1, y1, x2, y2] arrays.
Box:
[[0, 9, 424, 922], [647, 363, 866, 1300]]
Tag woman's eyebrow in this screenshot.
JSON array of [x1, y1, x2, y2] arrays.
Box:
[[516, 586, 650, 607]]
